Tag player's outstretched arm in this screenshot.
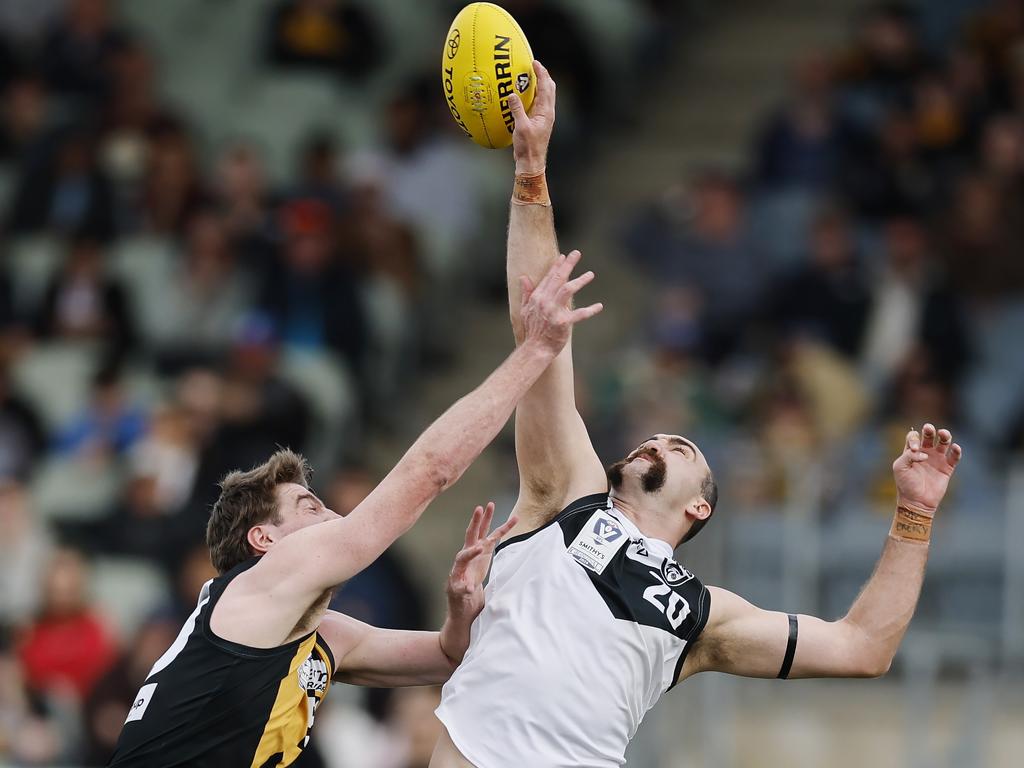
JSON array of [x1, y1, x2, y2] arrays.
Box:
[[236, 255, 602, 630], [319, 504, 516, 686], [680, 424, 962, 682], [505, 62, 607, 531]]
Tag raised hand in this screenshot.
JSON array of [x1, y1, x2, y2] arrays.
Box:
[[519, 249, 603, 356], [508, 60, 556, 174], [892, 423, 963, 515], [446, 503, 518, 619]]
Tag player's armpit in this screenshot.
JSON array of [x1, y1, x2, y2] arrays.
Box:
[[678, 586, 885, 684], [319, 612, 455, 687]]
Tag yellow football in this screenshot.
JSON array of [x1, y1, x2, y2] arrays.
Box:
[[441, 2, 536, 149]]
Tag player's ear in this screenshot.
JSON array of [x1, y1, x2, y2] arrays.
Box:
[[247, 523, 276, 555], [688, 498, 711, 523]]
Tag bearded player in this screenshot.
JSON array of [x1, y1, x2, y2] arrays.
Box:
[[107, 253, 603, 767], [431, 62, 964, 768]]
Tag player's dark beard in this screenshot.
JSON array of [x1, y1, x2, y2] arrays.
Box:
[[606, 449, 667, 494]]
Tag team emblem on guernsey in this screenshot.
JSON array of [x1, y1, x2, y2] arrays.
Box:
[[298, 656, 329, 694], [661, 559, 694, 587], [297, 652, 330, 748], [568, 511, 629, 575]]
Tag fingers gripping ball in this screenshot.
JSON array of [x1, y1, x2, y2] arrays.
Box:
[[442, 3, 536, 148]]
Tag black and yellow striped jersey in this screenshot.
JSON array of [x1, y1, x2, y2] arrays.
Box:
[[108, 558, 335, 768]]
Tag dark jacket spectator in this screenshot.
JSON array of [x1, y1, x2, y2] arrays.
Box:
[[40, 0, 132, 104], [260, 198, 367, 374], [7, 129, 116, 240], [35, 236, 135, 353], [769, 209, 871, 358]]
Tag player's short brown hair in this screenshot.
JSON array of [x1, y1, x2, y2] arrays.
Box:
[[206, 449, 311, 574]]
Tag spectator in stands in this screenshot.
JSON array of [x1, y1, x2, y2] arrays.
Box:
[[265, 0, 382, 81], [140, 117, 206, 236], [289, 130, 348, 215], [83, 403, 201, 569], [338, 173, 421, 416], [768, 206, 870, 358], [18, 547, 116, 700], [624, 170, 767, 363], [149, 208, 254, 365], [839, 108, 937, 220], [0, 367, 47, 481], [860, 214, 970, 390], [128, 404, 199, 518], [82, 612, 179, 766], [942, 172, 1024, 304], [35, 235, 135, 352], [7, 128, 116, 239], [197, 313, 311, 477], [39, 0, 131, 104], [260, 198, 367, 374], [0, 74, 55, 169], [54, 361, 147, 459], [755, 52, 856, 191], [213, 140, 276, 259], [834, 2, 930, 124], [365, 77, 482, 273], [0, 623, 78, 766], [0, 481, 51, 625], [99, 40, 181, 228], [588, 287, 728, 459]]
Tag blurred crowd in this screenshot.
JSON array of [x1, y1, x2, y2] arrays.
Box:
[[0, 0, 674, 765], [612, 0, 1024, 518]]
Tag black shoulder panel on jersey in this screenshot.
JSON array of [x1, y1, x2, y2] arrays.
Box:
[[495, 492, 610, 553], [584, 544, 710, 645]]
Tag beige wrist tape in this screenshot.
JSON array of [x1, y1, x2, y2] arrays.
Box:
[[512, 170, 551, 206], [889, 505, 933, 543]]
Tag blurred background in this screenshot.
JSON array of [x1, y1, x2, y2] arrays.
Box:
[[0, 0, 1022, 766]]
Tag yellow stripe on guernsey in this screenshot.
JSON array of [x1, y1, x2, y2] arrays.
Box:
[[250, 636, 333, 768]]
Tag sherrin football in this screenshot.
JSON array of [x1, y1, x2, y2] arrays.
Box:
[[441, 3, 536, 149]]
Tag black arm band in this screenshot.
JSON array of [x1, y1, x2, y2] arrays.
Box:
[[777, 614, 798, 679]]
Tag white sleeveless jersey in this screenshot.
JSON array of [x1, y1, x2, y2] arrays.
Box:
[[436, 494, 710, 767]]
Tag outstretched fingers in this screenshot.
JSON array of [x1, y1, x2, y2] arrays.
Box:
[[487, 514, 519, 545], [452, 543, 484, 572], [947, 442, 963, 468], [569, 302, 604, 323], [921, 423, 937, 450], [532, 59, 556, 117], [557, 269, 595, 304], [480, 502, 495, 541], [464, 505, 484, 548]]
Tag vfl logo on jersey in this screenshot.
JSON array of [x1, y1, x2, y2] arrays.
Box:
[[569, 511, 629, 575], [661, 559, 694, 587], [593, 517, 623, 542]]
